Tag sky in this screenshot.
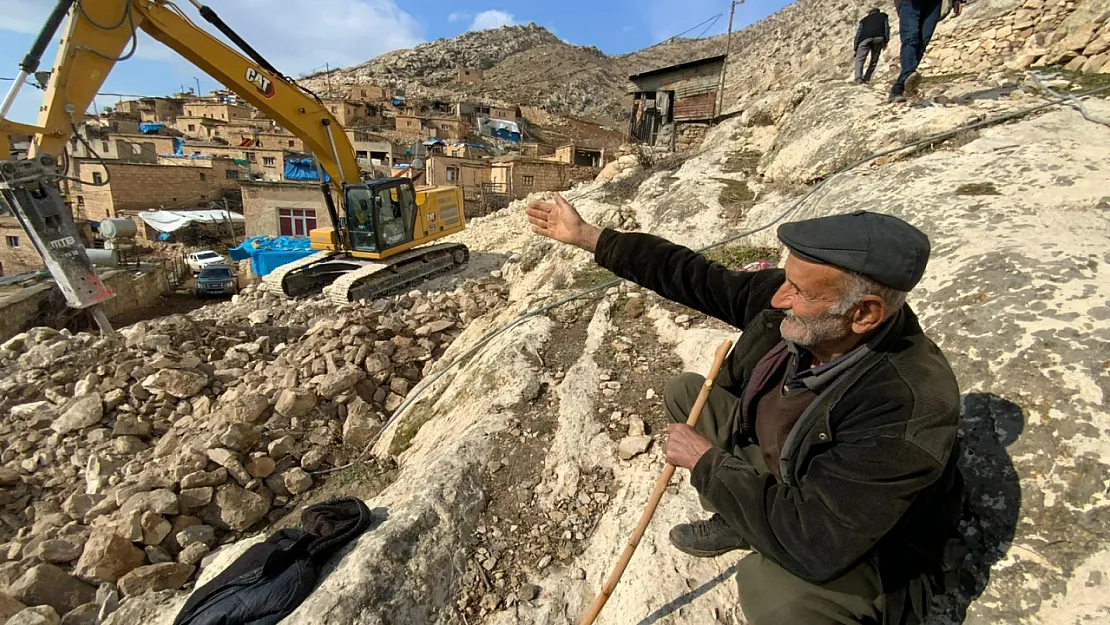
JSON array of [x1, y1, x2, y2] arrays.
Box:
[[1, 0, 794, 125]]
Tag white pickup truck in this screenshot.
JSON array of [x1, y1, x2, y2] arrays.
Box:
[[185, 250, 227, 274]]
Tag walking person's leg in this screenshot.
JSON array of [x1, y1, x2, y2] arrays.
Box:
[[863, 41, 883, 83], [891, 0, 923, 99], [854, 39, 873, 83]]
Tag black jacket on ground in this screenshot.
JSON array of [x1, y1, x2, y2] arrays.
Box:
[[856, 11, 891, 48], [595, 229, 964, 622], [173, 498, 374, 625]]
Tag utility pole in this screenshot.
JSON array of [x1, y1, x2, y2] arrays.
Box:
[[194, 76, 202, 97], [325, 63, 333, 97], [716, 0, 744, 119]]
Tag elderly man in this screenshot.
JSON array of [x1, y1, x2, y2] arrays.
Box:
[[526, 195, 964, 625]]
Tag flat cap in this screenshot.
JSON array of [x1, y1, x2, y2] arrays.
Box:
[[776, 211, 930, 291]]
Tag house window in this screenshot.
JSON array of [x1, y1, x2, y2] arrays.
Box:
[[226, 169, 239, 180], [278, 209, 318, 237], [245, 151, 256, 163], [257, 141, 263, 148], [92, 172, 104, 184], [77, 196, 85, 207], [200, 172, 206, 181], [6, 236, 19, 248], [101, 141, 110, 153], [446, 166, 458, 182], [188, 124, 196, 131], [288, 140, 295, 148], [263, 157, 276, 167], [440, 124, 449, 130], [523, 175, 534, 186]]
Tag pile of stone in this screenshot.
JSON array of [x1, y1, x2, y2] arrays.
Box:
[[0, 279, 508, 623], [925, 0, 1110, 74]]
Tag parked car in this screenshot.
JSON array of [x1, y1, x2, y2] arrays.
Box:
[[186, 250, 226, 274], [194, 264, 238, 298]]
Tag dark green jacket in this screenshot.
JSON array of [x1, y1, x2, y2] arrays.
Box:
[[595, 229, 963, 608]]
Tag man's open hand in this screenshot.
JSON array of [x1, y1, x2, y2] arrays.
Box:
[[525, 193, 601, 253], [666, 424, 714, 470]]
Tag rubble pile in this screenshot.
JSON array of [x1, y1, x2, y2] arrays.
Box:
[[0, 279, 508, 623]]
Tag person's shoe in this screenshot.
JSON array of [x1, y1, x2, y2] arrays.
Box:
[[888, 88, 906, 103], [668, 514, 749, 558], [904, 71, 922, 97]]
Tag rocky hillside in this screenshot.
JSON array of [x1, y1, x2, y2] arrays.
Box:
[[298, 22, 737, 121]]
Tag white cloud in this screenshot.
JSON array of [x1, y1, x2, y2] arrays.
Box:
[[469, 10, 515, 31], [183, 0, 424, 74], [447, 11, 470, 23], [1, 0, 424, 75], [0, 0, 50, 35]]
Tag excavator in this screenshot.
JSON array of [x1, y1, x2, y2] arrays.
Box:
[[0, 0, 469, 335]]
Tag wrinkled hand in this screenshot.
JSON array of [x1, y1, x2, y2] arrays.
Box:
[[665, 424, 714, 470], [525, 193, 601, 252]]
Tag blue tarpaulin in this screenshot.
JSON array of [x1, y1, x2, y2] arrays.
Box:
[[173, 138, 184, 155], [230, 236, 318, 276], [139, 123, 164, 134], [283, 157, 330, 181]]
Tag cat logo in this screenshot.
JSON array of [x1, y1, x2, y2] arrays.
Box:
[[245, 67, 275, 98]]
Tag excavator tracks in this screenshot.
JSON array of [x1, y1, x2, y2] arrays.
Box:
[[323, 243, 469, 305], [260, 251, 337, 295]]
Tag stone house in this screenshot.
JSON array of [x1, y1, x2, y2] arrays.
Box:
[[425, 155, 491, 200], [175, 116, 227, 141], [182, 101, 251, 123], [241, 181, 327, 238], [346, 84, 392, 102], [457, 68, 484, 84], [71, 157, 245, 222], [323, 99, 380, 127], [344, 130, 393, 169], [628, 54, 725, 151], [551, 144, 608, 167], [489, 156, 569, 200], [170, 143, 286, 181], [0, 216, 45, 276], [427, 117, 469, 140]]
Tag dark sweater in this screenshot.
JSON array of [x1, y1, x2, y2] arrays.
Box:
[[856, 11, 891, 48], [594, 228, 964, 623]]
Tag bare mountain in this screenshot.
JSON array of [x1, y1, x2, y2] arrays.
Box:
[[297, 23, 733, 122]]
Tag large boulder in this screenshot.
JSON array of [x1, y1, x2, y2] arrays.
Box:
[[0, 591, 27, 621], [141, 369, 208, 399], [50, 394, 103, 435], [73, 527, 145, 584], [118, 563, 195, 596], [316, 366, 364, 399], [9, 564, 95, 615], [274, 389, 317, 418], [7, 606, 60, 625], [204, 485, 268, 531]]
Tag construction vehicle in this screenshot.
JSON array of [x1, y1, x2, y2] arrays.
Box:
[[0, 0, 469, 335]]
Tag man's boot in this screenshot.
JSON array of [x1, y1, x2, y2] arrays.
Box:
[[668, 514, 749, 557], [904, 71, 922, 98]]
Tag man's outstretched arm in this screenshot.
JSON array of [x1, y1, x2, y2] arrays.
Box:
[[526, 194, 784, 330]]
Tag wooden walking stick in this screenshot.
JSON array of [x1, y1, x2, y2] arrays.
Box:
[[579, 339, 734, 625]]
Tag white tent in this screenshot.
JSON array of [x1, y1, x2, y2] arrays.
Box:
[[137, 210, 244, 233]]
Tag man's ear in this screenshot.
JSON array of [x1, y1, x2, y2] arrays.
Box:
[[851, 295, 886, 333]]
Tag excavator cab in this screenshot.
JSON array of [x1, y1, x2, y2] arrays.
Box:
[[342, 179, 418, 253]]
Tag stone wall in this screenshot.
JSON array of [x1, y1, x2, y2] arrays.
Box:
[[73, 159, 244, 222], [676, 122, 711, 152], [0, 264, 166, 342], [924, 0, 1110, 74], [241, 182, 326, 238], [719, 0, 1110, 116], [0, 218, 44, 276]]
